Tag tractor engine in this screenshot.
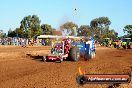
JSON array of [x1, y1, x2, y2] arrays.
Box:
[[51, 42, 63, 55]]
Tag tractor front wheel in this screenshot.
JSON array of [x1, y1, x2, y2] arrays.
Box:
[[42, 56, 46, 62], [122, 45, 127, 49]]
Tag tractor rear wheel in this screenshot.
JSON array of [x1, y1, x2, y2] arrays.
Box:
[[69, 47, 80, 61], [127, 45, 131, 49], [123, 45, 127, 49]]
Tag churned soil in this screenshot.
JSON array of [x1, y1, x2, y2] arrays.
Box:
[[0, 46, 132, 88]]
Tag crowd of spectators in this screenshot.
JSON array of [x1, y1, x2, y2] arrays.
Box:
[[0, 37, 52, 47]]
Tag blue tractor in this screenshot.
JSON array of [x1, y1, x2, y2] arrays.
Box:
[[71, 37, 96, 61], [37, 35, 96, 62]]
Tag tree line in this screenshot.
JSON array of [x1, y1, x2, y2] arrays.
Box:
[[8, 15, 55, 38], [4, 15, 132, 40]]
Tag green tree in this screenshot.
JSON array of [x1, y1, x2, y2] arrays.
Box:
[[123, 25, 132, 35], [90, 17, 111, 34], [8, 29, 16, 37], [15, 28, 24, 37], [90, 17, 111, 28], [20, 15, 42, 38], [0, 30, 6, 38], [77, 25, 92, 36], [60, 22, 78, 36], [90, 17, 111, 39], [41, 24, 53, 35]]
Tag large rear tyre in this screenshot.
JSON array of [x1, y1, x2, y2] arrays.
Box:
[[69, 47, 80, 61]]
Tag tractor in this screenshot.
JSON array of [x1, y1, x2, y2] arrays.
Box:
[[121, 38, 132, 49], [39, 35, 96, 62], [102, 38, 112, 47]]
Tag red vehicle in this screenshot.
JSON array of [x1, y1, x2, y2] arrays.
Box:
[[42, 38, 80, 62], [37, 35, 96, 62]]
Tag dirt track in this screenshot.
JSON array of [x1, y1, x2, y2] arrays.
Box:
[[0, 46, 132, 88]]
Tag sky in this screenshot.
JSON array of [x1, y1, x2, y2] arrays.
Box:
[[0, 0, 132, 36]]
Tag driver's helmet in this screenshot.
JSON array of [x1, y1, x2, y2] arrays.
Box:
[[55, 44, 62, 50]]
